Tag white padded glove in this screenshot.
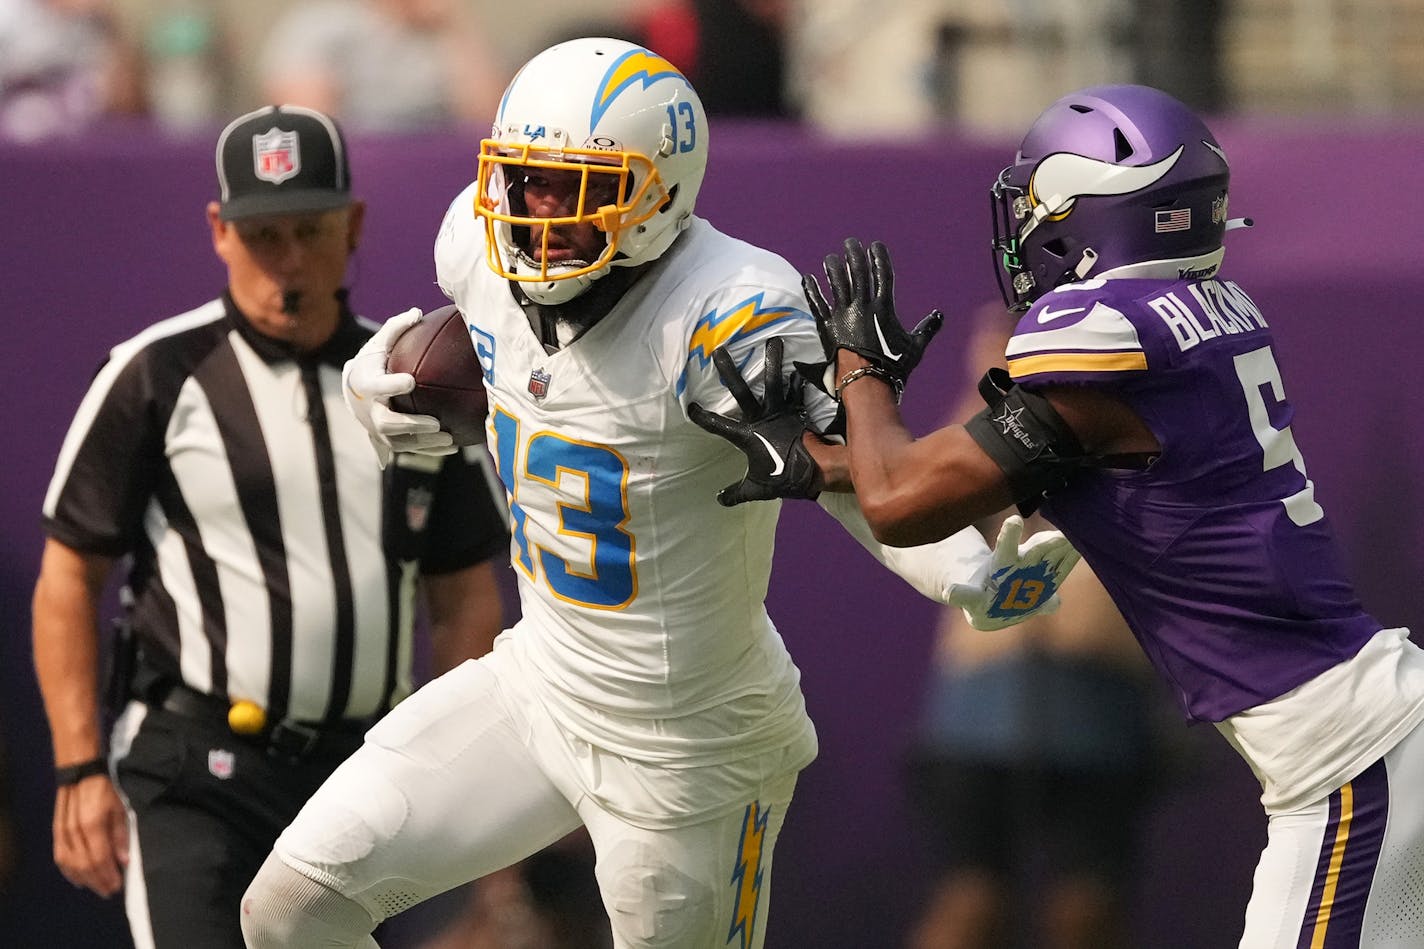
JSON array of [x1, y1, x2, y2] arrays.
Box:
[[946, 515, 1081, 631], [342, 307, 456, 467]]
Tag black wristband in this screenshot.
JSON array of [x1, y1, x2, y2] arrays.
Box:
[[55, 757, 108, 787]]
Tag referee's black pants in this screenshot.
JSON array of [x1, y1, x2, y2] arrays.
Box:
[[113, 702, 366, 949]]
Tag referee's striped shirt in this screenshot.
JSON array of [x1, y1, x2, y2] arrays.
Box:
[[42, 294, 507, 724]]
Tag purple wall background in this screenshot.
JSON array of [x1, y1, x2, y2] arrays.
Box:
[[3, 118, 1422, 947]]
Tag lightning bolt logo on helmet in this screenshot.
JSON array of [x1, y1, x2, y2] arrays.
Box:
[[591, 49, 688, 131]]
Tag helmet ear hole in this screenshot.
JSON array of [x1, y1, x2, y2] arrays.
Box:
[[1113, 128, 1134, 161], [1041, 238, 1069, 260]]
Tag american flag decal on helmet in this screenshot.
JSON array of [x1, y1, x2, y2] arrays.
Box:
[[1155, 208, 1192, 232]]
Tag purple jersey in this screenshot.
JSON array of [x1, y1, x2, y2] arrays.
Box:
[[1006, 277, 1381, 723]]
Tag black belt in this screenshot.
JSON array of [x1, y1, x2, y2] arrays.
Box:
[[155, 682, 372, 763]]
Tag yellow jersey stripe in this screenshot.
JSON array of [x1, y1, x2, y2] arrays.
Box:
[[1008, 351, 1149, 376]]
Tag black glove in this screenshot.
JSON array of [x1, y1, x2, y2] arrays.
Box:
[[800, 237, 944, 394], [688, 337, 824, 506]]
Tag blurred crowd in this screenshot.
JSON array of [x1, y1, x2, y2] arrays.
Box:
[[8, 0, 1422, 145], [13, 0, 1417, 145]]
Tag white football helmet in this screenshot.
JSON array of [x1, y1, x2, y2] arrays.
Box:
[[475, 37, 710, 305]]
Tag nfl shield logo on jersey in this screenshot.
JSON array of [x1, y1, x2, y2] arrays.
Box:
[[208, 748, 236, 780], [253, 127, 300, 184], [528, 367, 551, 400]]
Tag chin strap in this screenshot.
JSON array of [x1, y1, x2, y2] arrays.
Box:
[[1226, 216, 1254, 231]]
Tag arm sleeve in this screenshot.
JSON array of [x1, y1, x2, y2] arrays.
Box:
[[816, 490, 991, 603]]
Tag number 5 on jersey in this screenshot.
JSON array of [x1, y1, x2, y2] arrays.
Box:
[[1234, 345, 1325, 527]]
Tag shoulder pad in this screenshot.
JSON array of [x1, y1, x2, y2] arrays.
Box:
[[434, 183, 484, 298], [1007, 287, 1147, 383]]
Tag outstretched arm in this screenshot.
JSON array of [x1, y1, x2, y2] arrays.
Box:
[[804, 238, 1154, 546], [831, 359, 1016, 545], [817, 492, 1078, 629]]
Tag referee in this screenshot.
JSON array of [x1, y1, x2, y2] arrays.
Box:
[[30, 105, 508, 948]]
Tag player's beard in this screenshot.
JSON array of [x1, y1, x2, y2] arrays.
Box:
[[535, 266, 645, 335]]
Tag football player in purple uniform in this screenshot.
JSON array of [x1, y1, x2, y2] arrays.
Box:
[[698, 85, 1424, 947]]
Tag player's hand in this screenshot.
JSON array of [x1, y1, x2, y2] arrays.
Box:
[[342, 307, 456, 467], [801, 238, 943, 394], [946, 516, 1081, 631], [689, 338, 824, 506], [52, 772, 128, 898]]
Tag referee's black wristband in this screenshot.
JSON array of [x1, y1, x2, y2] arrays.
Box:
[[55, 757, 108, 787]]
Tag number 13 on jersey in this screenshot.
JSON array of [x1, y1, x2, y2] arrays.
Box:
[[490, 409, 638, 610]]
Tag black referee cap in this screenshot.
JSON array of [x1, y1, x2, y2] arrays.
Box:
[[216, 105, 352, 221]]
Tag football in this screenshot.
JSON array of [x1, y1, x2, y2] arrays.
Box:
[[385, 304, 488, 446]]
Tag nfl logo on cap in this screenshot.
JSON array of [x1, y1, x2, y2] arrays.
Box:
[[253, 128, 300, 184], [216, 104, 351, 221]]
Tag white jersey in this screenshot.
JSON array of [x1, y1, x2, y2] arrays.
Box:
[[437, 186, 826, 770], [434, 185, 994, 771]]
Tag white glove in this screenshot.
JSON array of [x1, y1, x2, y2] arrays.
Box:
[[342, 307, 456, 467], [946, 515, 1081, 631]]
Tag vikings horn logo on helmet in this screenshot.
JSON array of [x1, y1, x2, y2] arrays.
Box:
[[1026, 146, 1182, 230]]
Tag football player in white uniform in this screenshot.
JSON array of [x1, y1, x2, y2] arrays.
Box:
[[240, 38, 1078, 949]]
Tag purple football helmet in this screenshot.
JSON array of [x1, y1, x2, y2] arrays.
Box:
[[991, 85, 1240, 310]]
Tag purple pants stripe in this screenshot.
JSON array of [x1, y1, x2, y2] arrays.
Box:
[[1295, 758, 1389, 949]]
